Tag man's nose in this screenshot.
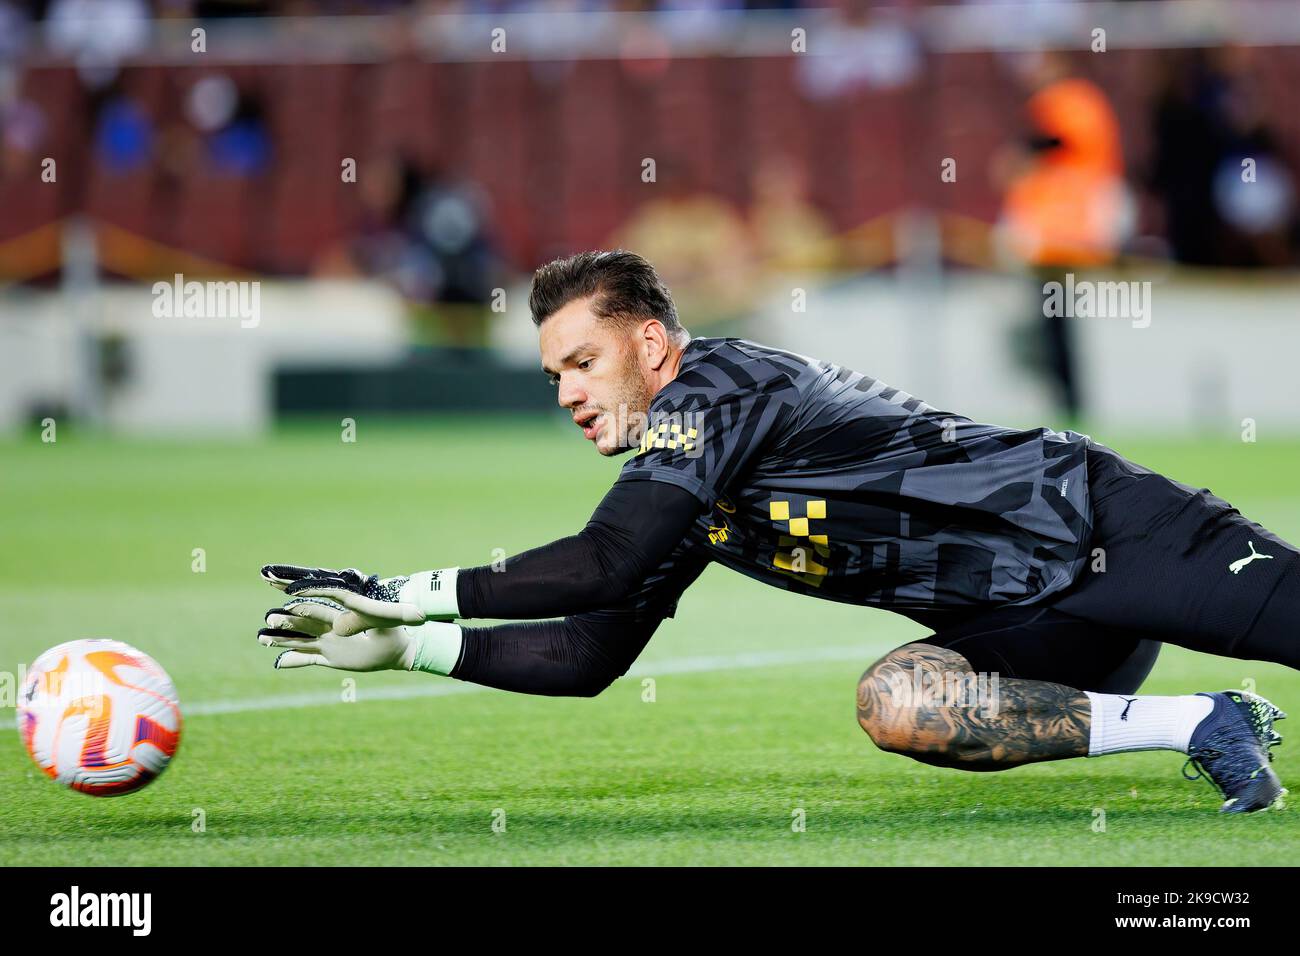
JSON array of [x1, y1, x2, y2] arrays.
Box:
[[557, 375, 585, 409]]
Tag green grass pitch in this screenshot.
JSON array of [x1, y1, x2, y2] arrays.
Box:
[[1, 418, 1297, 865]]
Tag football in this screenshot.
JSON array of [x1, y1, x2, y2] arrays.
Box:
[[16, 640, 182, 797]]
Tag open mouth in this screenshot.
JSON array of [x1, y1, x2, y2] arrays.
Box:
[[575, 411, 601, 441]]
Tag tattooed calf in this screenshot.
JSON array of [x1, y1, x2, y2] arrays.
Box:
[[856, 643, 1090, 771]]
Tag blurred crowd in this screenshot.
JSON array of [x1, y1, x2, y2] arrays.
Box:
[[0, 0, 1278, 24], [0, 0, 825, 27], [2, 0, 1299, 355]]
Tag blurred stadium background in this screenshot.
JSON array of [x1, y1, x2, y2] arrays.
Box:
[[3, 0, 1300, 435], [3, 1, 1300, 866]]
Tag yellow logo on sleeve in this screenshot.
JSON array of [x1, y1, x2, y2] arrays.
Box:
[[638, 420, 698, 455]]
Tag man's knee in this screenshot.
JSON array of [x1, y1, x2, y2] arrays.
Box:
[[855, 643, 976, 761], [858, 644, 930, 753]]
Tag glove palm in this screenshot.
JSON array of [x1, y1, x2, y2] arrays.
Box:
[[257, 597, 420, 671]]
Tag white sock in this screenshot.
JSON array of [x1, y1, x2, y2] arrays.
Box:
[[1084, 692, 1215, 756]]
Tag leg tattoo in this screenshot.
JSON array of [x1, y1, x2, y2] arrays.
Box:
[[856, 643, 1091, 771]]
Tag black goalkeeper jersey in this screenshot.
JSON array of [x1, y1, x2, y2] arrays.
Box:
[[612, 335, 1095, 620]]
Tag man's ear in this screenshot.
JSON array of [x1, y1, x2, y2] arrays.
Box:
[[642, 319, 671, 371]]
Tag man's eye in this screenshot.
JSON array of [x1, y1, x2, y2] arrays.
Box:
[[578, 360, 591, 371], [547, 375, 559, 386]]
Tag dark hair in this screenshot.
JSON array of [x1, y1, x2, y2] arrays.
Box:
[[528, 250, 686, 340]]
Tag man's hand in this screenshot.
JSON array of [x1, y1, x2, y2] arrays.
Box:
[[257, 597, 421, 671], [261, 564, 428, 636]]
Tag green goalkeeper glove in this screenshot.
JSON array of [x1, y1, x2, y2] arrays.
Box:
[[257, 597, 462, 673], [261, 564, 460, 637]]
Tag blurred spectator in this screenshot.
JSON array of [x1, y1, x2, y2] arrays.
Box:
[[748, 152, 838, 273], [0, 2, 33, 66], [93, 82, 153, 173], [611, 157, 755, 325], [319, 155, 502, 346], [0, 67, 47, 181], [1150, 48, 1298, 268], [319, 153, 408, 275], [173, 74, 272, 177], [998, 52, 1128, 267], [44, 0, 151, 91], [657, 0, 743, 49], [185, 73, 240, 135], [207, 89, 271, 177], [408, 165, 499, 307], [1149, 50, 1235, 266], [797, 0, 921, 99], [996, 51, 1130, 423]]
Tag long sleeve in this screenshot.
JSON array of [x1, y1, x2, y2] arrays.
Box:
[[455, 478, 703, 620], [449, 614, 661, 697]]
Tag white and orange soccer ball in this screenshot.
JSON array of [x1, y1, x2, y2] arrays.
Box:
[[16, 640, 182, 796]]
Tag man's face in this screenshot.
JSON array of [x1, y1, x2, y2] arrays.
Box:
[[540, 297, 657, 456]]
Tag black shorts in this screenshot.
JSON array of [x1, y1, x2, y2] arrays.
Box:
[[903, 441, 1300, 693]]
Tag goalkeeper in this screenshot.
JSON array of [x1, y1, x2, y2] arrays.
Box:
[[258, 250, 1299, 813]]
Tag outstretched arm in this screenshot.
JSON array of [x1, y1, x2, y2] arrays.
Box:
[[262, 478, 703, 631], [257, 479, 711, 695], [456, 478, 702, 619], [259, 602, 674, 698], [448, 615, 661, 697]]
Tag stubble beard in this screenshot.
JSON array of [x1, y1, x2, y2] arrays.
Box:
[[599, 348, 655, 455]]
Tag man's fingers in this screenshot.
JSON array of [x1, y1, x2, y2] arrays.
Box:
[[262, 564, 317, 590], [286, 585, 422, 625], [284, 575, 356, 597], [332, 610, 379, 637], [281, 597, 344, 625], [262, 599, 340, 637], [282, 570, 371, 597], [263, 612, 330, 637], [273, 649, 325, 669], [261, 565, 344, 591], [258, 627, 321, 649], [285, 584, 370, 613]]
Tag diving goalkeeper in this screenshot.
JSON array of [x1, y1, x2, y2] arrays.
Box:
[[258, 250, 1297, 813]]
